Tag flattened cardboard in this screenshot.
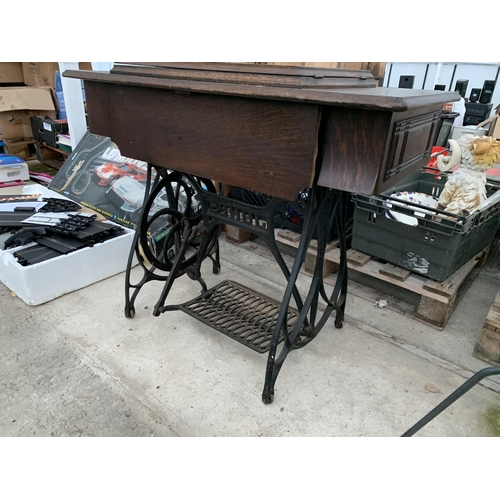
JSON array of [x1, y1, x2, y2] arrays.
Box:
[[0, 86, 55, 112]]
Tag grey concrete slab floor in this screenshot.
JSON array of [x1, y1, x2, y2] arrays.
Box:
[[1, 235, 500, 437]]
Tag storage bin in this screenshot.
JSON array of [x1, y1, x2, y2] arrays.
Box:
[[351, 169, 500, 281], [229, 187, 354, 240], [434, 112, 459, 147]]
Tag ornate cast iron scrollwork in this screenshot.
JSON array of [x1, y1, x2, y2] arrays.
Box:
[[124, 164, 348, 404]]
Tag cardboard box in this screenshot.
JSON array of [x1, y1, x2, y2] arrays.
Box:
[[0, 184, 136, 305], [0, 63, 24, 84], [23, 62, 93, 89], [488, 115, 500, 139], [22, 63, 59, 88], [0, 86, 56, 140]]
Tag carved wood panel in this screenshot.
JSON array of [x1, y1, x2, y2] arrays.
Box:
[[384, 110, 441, 181]]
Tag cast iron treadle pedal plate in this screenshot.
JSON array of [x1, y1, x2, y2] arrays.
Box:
[[177, 280, 299, 353]]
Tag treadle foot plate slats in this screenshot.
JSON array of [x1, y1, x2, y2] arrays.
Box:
[[178, 280, 298, 353]]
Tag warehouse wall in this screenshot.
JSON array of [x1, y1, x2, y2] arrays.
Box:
[[383, 62, 500, 117]]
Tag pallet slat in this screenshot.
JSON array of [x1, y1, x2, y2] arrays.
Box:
[[484, 309, 500, 331], [346, 249, 372, 266], [422, 252, 484, 298], [276, 229, 301, 244], [474, 291, 500, 365], [379, 263, 411, 282], [275, 229, 339, 278], [326, 246, 448, 303], [224, 224, 256, 244], [494, 291, 500, 309]]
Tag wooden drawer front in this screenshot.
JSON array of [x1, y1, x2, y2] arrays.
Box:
[[84, 82, 320, 200], [384, 110, 441, 181]]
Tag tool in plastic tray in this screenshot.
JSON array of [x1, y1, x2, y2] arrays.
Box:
[[0, 196, 79, 213], [10, 221, 124, 266], [3, 227, 47, 250], [35, 234, 90, 254], [21, 213, 96, 236], [50, 214, 97, 236], [71, 220, 123, 241], [38, 198, 82, 212], [13, 245, 63, 266], [0, 212, 34, 227]]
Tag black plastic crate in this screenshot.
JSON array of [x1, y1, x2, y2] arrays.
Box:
[[434, 112, 459, 148], [229, 187, 354, 241], [351, 169, 500, 281]]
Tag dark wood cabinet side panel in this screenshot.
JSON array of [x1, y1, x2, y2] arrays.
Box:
[[383, 110, 441, 182], [371, 109, 440, 194], [85, 82, 112, 138], [84, 82, 320, 200], [318, 108, 391, 194]]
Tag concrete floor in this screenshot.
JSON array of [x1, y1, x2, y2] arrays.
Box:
[[1, 233, 500, 437]]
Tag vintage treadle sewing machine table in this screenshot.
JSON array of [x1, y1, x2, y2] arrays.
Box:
[[64, 63, 457, 403]]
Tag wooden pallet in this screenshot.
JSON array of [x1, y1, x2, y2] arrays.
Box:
[[473, 291, 500, 365], [275, 229, 489, 330], [34, 142, 69, 170], [274, 228, 339, 277], [3, 138, 37, 160], [223, 224, 257, 244]]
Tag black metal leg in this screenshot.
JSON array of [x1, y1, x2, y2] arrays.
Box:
[[402, 366, 500, 437], [153, 219, 199, 316], [332, 191, 348, 328], [124, 169, 350, 404], [209, 239, 221, 275], [261, 187, 348, 403], [124, 169, 219, 317], [124, 162, 157, 318]]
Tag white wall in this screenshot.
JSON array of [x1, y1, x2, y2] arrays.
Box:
[[57, 62, 115, 149], [58, 62, 87, 149], [91, 62, 114, 71], [383, 62, 500, 117]]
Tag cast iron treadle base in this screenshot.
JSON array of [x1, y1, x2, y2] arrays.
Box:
[[177, 280, 299, 353]]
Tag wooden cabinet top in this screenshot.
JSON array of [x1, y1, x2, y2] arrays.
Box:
[[63, 63, 460, 198], [64, 62, 458, 112]]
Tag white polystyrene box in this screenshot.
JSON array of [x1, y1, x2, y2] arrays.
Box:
[[0, 224, 135, 305], [0, 163, 29, 183]]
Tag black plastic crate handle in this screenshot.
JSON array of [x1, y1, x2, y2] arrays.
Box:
[[354, 194, 465, 232]]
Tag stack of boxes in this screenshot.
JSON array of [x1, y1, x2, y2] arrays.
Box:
[[0, 62, 58, 159], [0, 63, 137, 306], [0, 62, 92, 159]]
